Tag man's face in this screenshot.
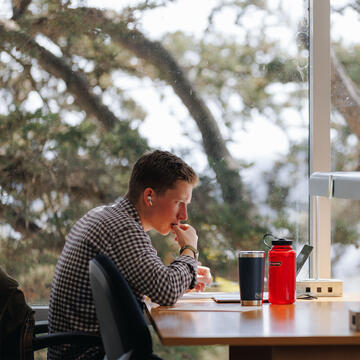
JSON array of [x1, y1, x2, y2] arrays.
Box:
[[150, 180, 193, 235]]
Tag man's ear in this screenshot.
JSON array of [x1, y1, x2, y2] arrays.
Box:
[[143, 187, 153, 207]]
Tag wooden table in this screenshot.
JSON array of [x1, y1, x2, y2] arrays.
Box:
[[145, 293, 360, 360]]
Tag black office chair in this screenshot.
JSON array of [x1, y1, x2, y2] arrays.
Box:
[[89, 254, 163, 360], [32, 322, 102, 355]]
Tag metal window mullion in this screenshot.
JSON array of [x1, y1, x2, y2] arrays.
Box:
[[309, 0, 331, 279]]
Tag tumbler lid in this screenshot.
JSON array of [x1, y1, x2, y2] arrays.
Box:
[[238, 250, 265, 258]]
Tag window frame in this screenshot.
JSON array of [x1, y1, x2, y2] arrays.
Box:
[[309, 0, 332, 279]]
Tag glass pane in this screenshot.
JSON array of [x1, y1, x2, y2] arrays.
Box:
[[330, 198, 360, 291], [0, 0, 309, 306], [330, 1, 360, 290]]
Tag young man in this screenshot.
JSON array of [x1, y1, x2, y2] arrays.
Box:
[[48, 150, 211, 360]]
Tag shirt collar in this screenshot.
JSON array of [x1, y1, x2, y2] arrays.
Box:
[[115, 197, 142, 226]]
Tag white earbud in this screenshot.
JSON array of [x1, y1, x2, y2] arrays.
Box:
[[148, 195, 153, 206]]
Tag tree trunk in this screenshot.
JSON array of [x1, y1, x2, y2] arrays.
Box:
[[110, 26, 247, 207], [331, 48, 360, 140], [27, 8, 252, 211]]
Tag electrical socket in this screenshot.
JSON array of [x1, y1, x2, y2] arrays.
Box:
[[349, 309, 360, 331], [296, 279, 343, 297]]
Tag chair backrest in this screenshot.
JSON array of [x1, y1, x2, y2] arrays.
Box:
[[89, 254, 153, 360]]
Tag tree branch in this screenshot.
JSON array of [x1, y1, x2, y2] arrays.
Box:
[[0, 18, 117, 130], [28, 8, 250, 208], [104, 20, 251, 207], [331, 48, 360, 139], [2, 47, 51, 111]]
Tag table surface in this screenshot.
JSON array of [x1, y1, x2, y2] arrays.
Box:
[[145, 293, 360, 347]]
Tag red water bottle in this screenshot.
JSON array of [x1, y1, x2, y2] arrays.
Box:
[[264, 234, 296, 305]]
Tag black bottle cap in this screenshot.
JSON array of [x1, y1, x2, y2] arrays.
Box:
[[272, 238, 293, 245]]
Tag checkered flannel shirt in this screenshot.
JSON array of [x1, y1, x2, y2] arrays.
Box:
[[48, 197, 198, 360]]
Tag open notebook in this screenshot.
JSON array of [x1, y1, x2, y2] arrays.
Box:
[[212, 291, 269, 303], [181, 291, 269, 303]]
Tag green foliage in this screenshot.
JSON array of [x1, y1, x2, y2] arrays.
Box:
[[332, 218, 359, 246], [0, 107, 148, 281], [162, 30, 307, 128]]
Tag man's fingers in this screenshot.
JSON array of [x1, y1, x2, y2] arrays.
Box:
[[194, 282, 206, 292], [197, 266, 212, 285], [197, 266, 210, 275], [197, 274, 212, 285], [172, 224, 189, 233]]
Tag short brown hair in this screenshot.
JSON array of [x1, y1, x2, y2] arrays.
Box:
[[127, 150, 198, 203]]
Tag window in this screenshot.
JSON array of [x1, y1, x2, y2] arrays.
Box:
[[1, 0, 309, 305]]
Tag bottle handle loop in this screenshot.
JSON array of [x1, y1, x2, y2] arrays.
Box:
[[263, 233, 294, 249], [263, 233, 276, 249]]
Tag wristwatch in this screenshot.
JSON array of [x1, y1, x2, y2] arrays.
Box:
[[179, 245, 199, 259]]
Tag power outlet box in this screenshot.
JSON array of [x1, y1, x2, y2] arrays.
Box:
[[296, 279, 343, 297], [349, 310, 360, 331]]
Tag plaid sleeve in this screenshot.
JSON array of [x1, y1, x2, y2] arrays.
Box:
[[107, 223, 198, 306]]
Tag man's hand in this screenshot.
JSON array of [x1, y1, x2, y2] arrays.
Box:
[[171, 223, 198, 249], [193, 266, 212, 292], [172, 224, 211, 292]]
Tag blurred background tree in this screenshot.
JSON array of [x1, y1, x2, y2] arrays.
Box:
[[1, 0, 360, 307], [4, 0, 360, 358]]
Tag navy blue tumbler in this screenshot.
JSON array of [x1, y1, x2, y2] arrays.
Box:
[[238, 251, 265, 306]]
